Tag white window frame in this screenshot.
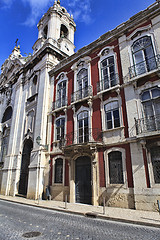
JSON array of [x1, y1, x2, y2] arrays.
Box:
[[98, 46, 119, 91], [128, 31, 157, 70], [74, 106, 92, 144], [104, 147, 127, 188], [101, 97, 122, 132], [135, 80, 160, 120], [52, 155, 65, 185], [71, 56, 91, 92], [54, 115, 66, 142], [55, 72, 68, 108]]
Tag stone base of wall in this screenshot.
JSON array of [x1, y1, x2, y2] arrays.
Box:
[[135, 194, 160, 212], [50, 185, 69, 202], [99, 187, 135, 209]]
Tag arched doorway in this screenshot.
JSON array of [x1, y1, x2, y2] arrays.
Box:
[[75, 156, 92, 204], [18, 139, 33, 196]]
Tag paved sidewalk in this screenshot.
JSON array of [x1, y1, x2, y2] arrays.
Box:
[[0, 194, 160, 228]]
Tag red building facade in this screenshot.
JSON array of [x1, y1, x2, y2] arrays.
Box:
[[48, 2, 160, 210]]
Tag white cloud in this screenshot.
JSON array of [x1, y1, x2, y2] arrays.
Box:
[[0, 0, 92, 26], [21, 0, 53, 26], [65, 0, 92, 24]]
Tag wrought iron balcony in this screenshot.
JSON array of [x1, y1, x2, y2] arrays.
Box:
[[97, 73, 119, 93], [129, 55, 160, 79], [135, 115, 160, 135], [52, 97, 67, 111], [71, 86, 93, 103], [63, 128, 103, 146]]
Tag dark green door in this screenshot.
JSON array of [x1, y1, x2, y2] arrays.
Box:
[[75, 156, 92, 204]]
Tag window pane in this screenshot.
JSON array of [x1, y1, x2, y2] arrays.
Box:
[[113, 110, 120, 128], [152, 88, 160, 98], [141, 91, 150, 101]]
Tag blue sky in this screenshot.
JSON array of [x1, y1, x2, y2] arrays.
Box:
[[0, 0, 155, 70]]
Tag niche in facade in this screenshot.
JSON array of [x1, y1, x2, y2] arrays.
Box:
[[2, 106, 12, 123]]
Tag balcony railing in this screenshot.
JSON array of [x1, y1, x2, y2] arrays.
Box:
[[62, 128, 103, 146], [97, 73, 119, 93], [52, 97, 67, 111], [129, 55, 160, 79], [71, 86, 93, 103], [135, 115, 160, 135]]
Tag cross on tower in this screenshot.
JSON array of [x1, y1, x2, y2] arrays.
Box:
[[15, 39, 18, 47]]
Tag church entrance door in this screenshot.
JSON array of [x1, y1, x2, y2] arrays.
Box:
[[18, 139, 33, 196], [75, 156, 92, 204]]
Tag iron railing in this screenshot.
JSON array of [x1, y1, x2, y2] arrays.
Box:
[[129, 54, 160, 79], [52, 97, 67, 110], [71, 86, 93, 103], [135, 115, 160, 135], [59, 128, 103, 146], [97, 73, 119, 93]]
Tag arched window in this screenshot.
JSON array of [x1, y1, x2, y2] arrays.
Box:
[[104, 101, 120, 129], [77, 111, 89, 143], [2, 106, 12, 123], [108, 151, 124, 184], [55, 117, 65, 141], [131, 36, 156, 76], [141, 87, 160, 131], [101, 56, 116, 89], [54, 158, 63, 183], [77, 68, 88, 99], [57, 80, 67, 108], [60, 24, 68, 38], [43, 25, 48, 39]]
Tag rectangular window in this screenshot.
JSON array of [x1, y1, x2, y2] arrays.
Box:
[[105, 101, 120, 130], [109, 151, 124, 184], [150, 147, 160, 184], [54, 158, 63, 183], [56, 118, 65, 141]]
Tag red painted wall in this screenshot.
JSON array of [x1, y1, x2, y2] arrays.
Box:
[[98, 150, 106, 187]]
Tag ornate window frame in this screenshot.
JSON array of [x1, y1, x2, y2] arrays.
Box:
[[71, 56, 91, 92], [127, 29, 157, 69], [135, 81, 160, 120], [104, 147, 127, 188], [55, 72, 68, 109], [98, 46, 119, 91], [73, 106, 92, 143]]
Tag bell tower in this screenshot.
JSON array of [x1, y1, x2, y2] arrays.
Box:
[[32, 0, 76, 56]]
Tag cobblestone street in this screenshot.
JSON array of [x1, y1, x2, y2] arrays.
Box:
[[0, 200, 160, 240]]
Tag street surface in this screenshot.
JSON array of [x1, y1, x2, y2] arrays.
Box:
[[0, 199, 159, 240]]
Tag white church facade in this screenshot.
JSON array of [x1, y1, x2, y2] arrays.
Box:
[[0, 1, 160, 211]]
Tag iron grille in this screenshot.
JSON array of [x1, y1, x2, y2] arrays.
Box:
[[129, 54, 160, 79], [71, 86, 93, 103], [135, 115, 160, 135], [97, 73, 119, 93]]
